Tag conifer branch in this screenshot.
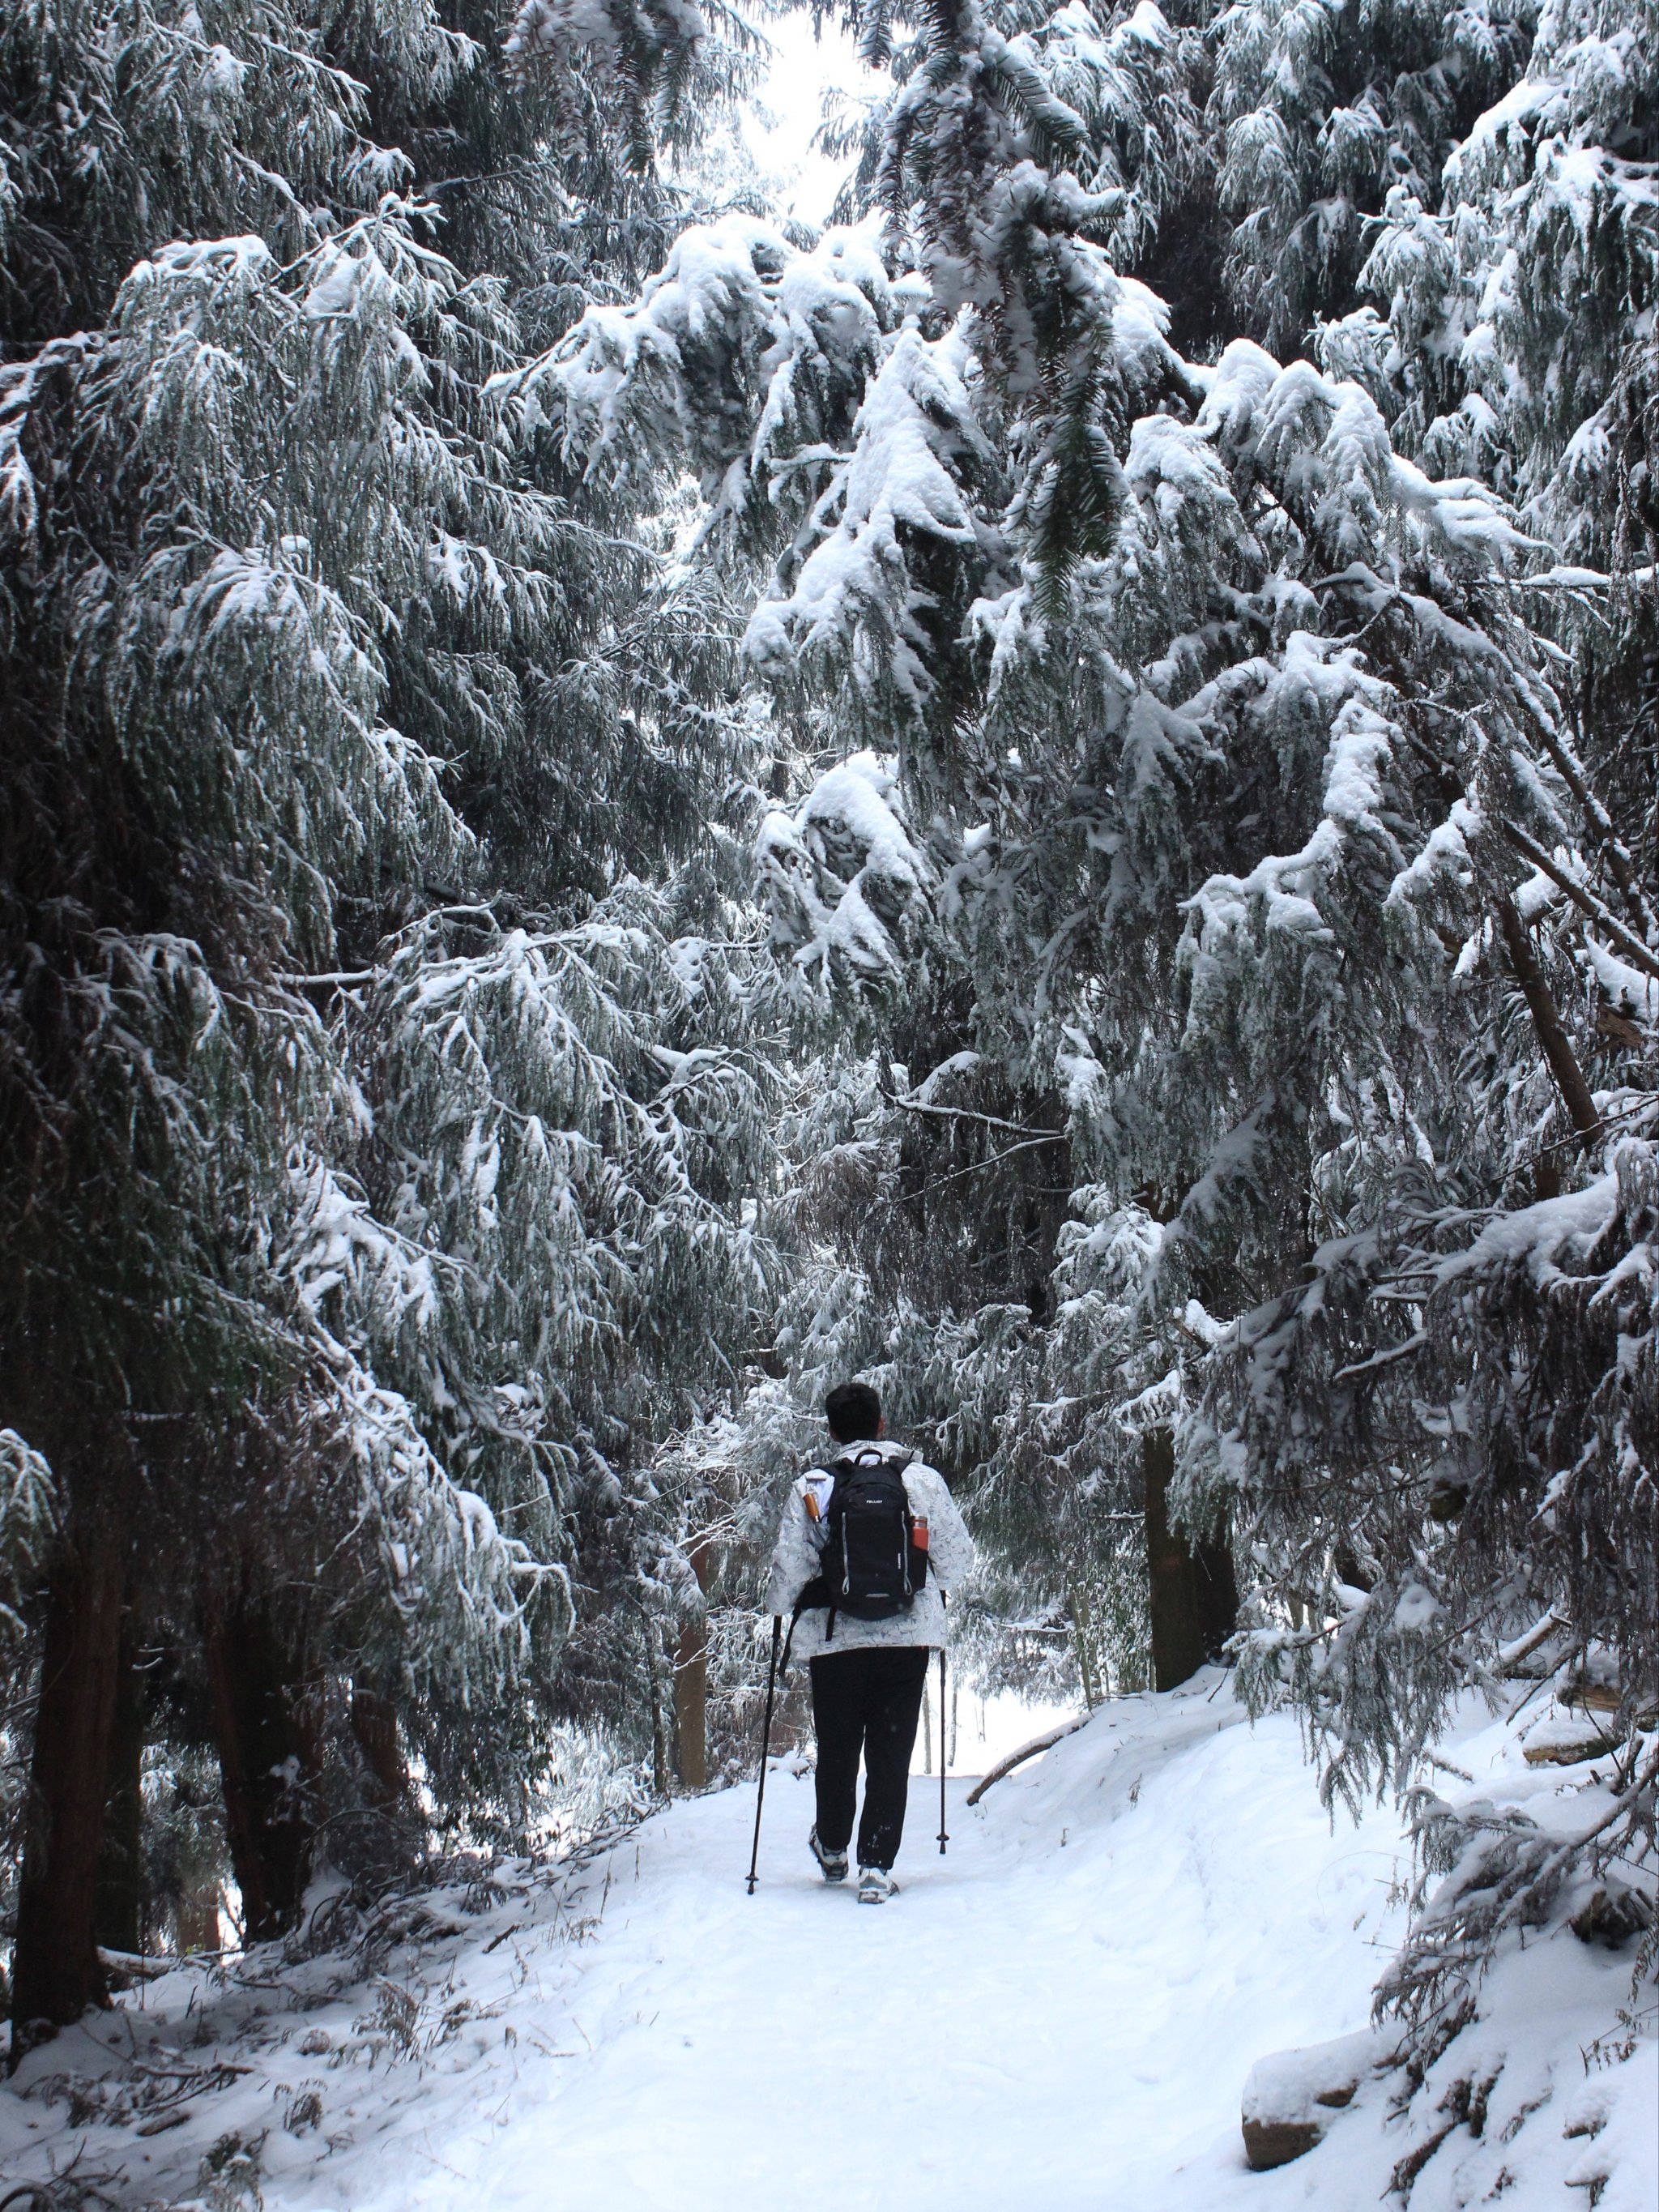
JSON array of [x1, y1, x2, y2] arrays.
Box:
[[1500, 826, 1659, 983], [1494, 896, 1603, 1148]]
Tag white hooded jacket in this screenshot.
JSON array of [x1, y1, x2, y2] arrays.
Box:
[[765, 1437, 975, 1662]]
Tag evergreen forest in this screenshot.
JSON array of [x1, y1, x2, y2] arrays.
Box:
[[0, 0, 1654, 2192]]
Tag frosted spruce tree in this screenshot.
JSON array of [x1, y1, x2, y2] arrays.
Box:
[[0, 0, 780, 2038], [1199, 0, 1659, 1995], [1208, 0, 1533, 352], [527, 0, 1655, 1962]]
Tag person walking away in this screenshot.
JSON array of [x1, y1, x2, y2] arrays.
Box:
[[766, 1381, 975, 1902]]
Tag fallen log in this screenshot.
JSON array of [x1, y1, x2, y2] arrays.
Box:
[[96, 1945, 228, 1984], [964, 1715, 1090, 1806]]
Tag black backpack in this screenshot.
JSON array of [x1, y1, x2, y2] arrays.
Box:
[[796, 1447, 929, 1633]]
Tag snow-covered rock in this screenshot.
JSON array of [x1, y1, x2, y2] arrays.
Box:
[[1240, 2028, 1395, 2169]]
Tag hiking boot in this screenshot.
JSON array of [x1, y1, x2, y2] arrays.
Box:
[[808, 1828, 848, 1884], [857, 1864, 898, 1904]]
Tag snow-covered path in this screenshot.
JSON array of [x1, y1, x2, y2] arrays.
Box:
[[8, 1673, 1654, 2210], [322, 1676, 1408, 2212]]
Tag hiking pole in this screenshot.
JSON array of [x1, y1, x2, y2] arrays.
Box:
[[746, 1615, 783, 1894], [937, 1646, 949, 1855]]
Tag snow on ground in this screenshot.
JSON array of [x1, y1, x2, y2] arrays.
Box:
[[2, 1673, 1652, 2211], [912, 1681, 1047, 1774]]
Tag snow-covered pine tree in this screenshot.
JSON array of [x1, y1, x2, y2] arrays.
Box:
[[1330, 0, 1658, 539], [1324, 0, 1659, 1136], [0, 0, 781, 2035], [512, 9, 1211, 1706], [1209, 0, 1533, 354], [0, 197, 561, 2016], [314, 889, 784, 1818], [531, 0, 1655, 1838], [1184, 0, 1658, 1997]]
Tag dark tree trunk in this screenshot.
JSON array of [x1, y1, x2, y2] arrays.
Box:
[[673, 1541, 710, 1791], [1144, 1430, 1238, 1693], [350, 1682, 407, 1809], [93, 1629, 147, 1956], [648, 1624, 670, 1800], [11, 1526, 126, 2047], [173, 1885, 222, 1955], [350, 1680, 422, 1874], [204, 1593, 318, 1943], [1068, 1581, 1102, 1707], [1495, 895, 1602, 1147]]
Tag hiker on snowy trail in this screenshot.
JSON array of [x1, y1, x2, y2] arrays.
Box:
[[765, 1381, 975, 1903]]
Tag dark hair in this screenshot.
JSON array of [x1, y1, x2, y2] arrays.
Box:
[[824, 1381, 882, 1444]]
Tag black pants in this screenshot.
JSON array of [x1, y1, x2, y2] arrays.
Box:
[[809, 1644, 931, 1871]]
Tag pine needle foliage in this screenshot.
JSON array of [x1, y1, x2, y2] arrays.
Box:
[[554, 0, 1656, 1995], [0, 0, 788, 1988]]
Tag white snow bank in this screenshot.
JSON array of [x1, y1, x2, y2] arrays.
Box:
[[2, 1676, 1651, 2212]]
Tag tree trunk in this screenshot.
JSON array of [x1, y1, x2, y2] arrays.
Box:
[[93, 1629, 147, 1957], [1068, 1580, 1102, 1707], [350, 1683, 406, 1808], [11, 1526, 126, 2047], [173, 1885, 222, 1955], [203, 1593, 318, 1944], [1495, 895, 1602, 1147], [351, 1681, 421, 1875], [673, 1541, 710, 1792], [349, 1680, 413, 1822], [647, 1622, 669, 1799], [1144, 1429, 1238, 1693]]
